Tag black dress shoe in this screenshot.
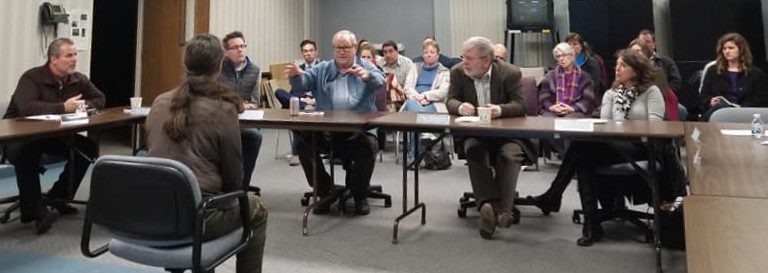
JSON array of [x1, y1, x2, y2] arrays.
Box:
[[354, 199, 370, 216], [577, 228, 605, 247], [35, 207, 59, 235], [527, 194, 562, 214], [51, 202, 78, 216]]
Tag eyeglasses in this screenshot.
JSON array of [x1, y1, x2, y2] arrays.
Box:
[[554, 54, 572, 59], [334, 45, 355, 51], [460, 54, 487, 62], [227, 44, 248, 50]]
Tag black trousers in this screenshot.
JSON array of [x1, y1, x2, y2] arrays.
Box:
[[5, 135, 98, 219], [572, 141, 646, 236], [296, 132, 377, 201]]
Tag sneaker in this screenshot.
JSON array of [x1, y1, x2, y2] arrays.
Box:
[[354, 199, 370, 216], [288, 155, 300, 166], [478, 203, 496, 239]]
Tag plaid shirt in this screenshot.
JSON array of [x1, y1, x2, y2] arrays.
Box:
[[381, 54, 415, 88]]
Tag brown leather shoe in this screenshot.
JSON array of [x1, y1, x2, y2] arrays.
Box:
[[479, 202, 496, 239]]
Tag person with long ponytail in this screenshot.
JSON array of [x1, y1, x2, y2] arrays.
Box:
[[146, 34, 267, 273]]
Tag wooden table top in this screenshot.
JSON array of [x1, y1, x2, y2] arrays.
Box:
[[0, 107, 145, 143], [239, 109, 388, 132], [684, 195, 768, 273], [685, 122, 768, 199], [369, 112, 686, 140]]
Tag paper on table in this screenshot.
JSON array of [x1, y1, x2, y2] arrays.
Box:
[[576, 118, 608, 124], [60, 118, 90, 126], [416, 114, 450, 125], [720, 129, 768, 136], [455, 116, 480, 123], [123, 107, 151, 116], [239, 110, 264, 120], [25, 114, 61, 121], [555, 119, 594, 132]]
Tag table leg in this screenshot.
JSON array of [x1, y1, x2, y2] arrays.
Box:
[[646, 140, 663, 273], [392, 132, 445, 244]]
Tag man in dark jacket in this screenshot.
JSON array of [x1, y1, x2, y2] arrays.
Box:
[[446, 36, 535, 240], [3, 38, 105, 234], [219, 31, 263, 193]]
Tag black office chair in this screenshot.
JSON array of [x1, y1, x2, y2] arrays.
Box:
[[81, 155, 251, 273], [0, 153, 70, 224], [570, 143, 687, 246], [570, 161, 659, 243], [299, 135, 392, 214]]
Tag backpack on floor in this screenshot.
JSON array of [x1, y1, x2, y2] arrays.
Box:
[[423, 138, 451, 170]]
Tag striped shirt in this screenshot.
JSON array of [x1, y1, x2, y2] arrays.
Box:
[[473, 67, 492, 106]]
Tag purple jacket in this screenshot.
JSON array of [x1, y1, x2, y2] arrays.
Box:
[[538, 69, 597, 118]]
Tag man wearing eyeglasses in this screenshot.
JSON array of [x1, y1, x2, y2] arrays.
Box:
[[285, 30, 385, 216], [219, 31, 263, 195], [447, 36, 535, 240]]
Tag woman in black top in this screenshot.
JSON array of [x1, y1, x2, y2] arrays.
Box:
[[701, 33, 768, 121]]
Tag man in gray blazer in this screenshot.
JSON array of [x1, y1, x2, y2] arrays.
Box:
[[446, 36, 535, 240]]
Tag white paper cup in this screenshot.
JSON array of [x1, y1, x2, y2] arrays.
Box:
[[130, 97, 143, 110], [477, 107, 492, 124]]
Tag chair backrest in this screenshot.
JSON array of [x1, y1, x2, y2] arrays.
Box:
[[266, 79, 292, 109], [269, 62, 293, 81], [520, 76, 538, 116], [374, 85, 388, 112], [709, 107, 768, 123], [698, 60, 716, 94], [88, 155, 202, 242], [519, 67, 545, 85]]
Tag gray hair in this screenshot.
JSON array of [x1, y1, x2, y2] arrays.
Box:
[[492, 43, 507, 52], [47, 37, 75, 60], [333, 30, 357, 46], [552, 42, 574, 57], [461, 36, 494, 59]]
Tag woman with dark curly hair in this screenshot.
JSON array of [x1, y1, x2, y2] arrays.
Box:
[[572, 49, 665, 246]]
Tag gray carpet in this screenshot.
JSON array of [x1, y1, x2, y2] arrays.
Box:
[[0, 128, 686, 273]]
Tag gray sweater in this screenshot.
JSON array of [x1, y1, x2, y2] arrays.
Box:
[[600, 85, 665, 121]]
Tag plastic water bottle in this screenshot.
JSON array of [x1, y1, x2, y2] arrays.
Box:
[[751, 113, 764, 139]]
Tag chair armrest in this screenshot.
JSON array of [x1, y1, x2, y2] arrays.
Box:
[[202, 190, 246, 210], [192, 190, 252, 272]]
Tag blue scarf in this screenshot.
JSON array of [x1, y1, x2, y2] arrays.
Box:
[[575, 53, 587, 68]]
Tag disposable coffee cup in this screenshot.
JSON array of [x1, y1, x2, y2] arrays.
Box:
[[477, 107, 492, 124], [130, 97, 143, 110]]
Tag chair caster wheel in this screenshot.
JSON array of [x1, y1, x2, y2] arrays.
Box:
[[542, 209, 551, 216], [511, 207, 521, 225], [457, 208, 467, 218], [572, 213, 581, 224], [459, 197, 468, 203], [644, 229, 654, 244], [384, 199, 392, 207]]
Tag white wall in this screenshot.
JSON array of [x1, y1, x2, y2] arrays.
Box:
[[0, 0, 93, 113], [446, 0, 506, 57], [209, 0, 319, 71]]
